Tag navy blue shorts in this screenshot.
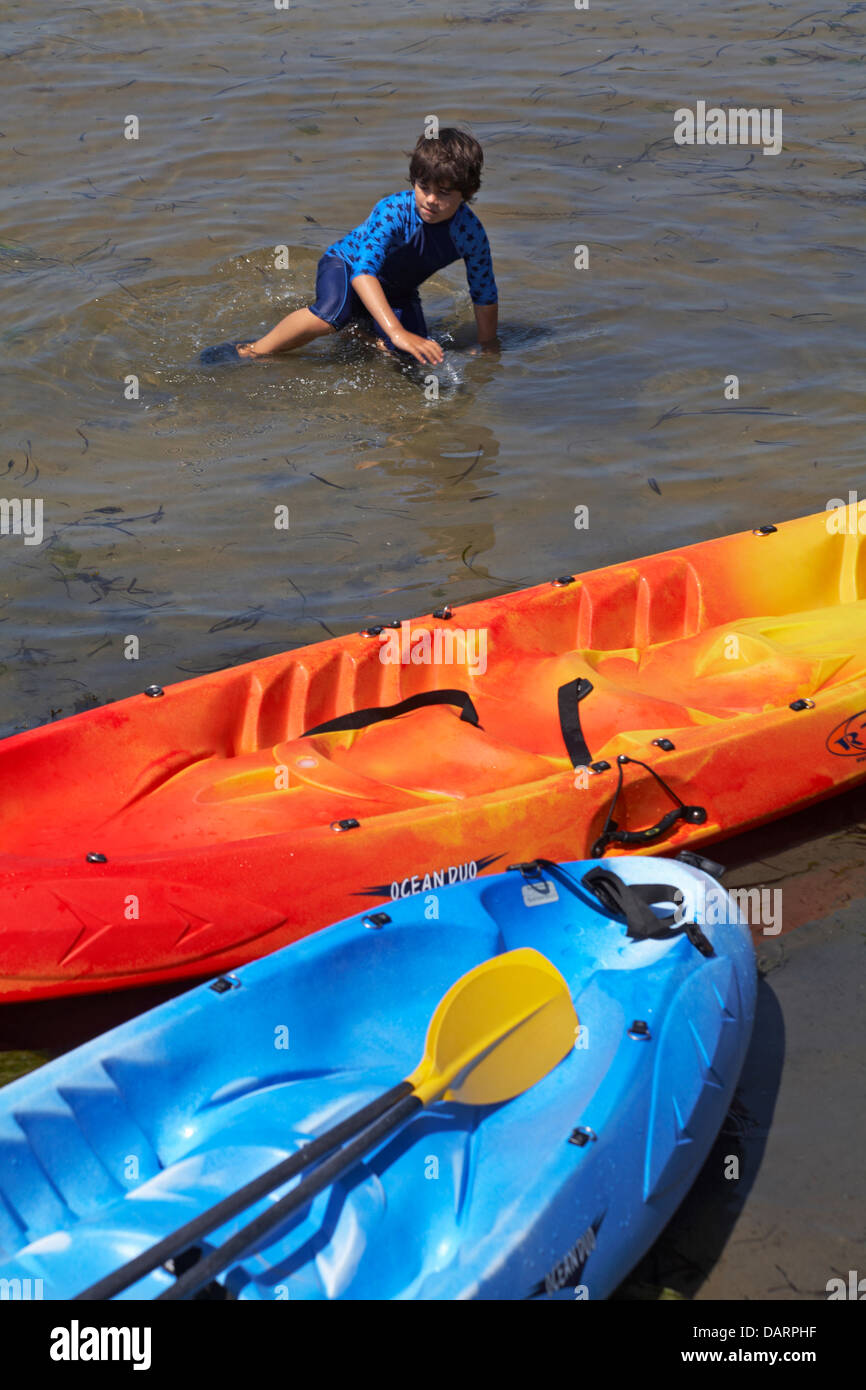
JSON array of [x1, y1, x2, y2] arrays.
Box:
[[308, 253, 427, 352]]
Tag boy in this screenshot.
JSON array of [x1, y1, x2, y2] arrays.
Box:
[[201, 129, 498, 367]]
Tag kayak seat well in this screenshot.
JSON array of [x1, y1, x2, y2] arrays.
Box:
[[583, 601, 866, 720]]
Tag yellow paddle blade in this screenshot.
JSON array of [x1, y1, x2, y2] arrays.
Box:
[[407, 947, 578, 1107]]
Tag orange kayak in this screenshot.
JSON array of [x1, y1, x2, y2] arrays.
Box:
[[2, 506, 865, 1001]]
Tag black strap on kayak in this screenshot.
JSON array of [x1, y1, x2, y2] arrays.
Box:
[[581, 867, 680, 938], [508, 859, 715, 956], [302, 688, 480, 738], [590, 755, 707, 857], [581, 866, 715, 957], [557, 677, 594, 767]]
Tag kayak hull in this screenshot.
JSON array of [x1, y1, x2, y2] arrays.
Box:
[[0, 857, 756, 1301], [1, 506, 863, 999]]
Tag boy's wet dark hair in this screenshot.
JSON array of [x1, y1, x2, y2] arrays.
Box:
[[408, 129, 484, 202]]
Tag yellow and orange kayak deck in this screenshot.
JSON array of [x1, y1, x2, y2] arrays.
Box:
[[2, 507, 865, 999]]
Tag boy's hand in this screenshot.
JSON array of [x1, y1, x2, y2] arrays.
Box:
[[389, 329, 444, 365]]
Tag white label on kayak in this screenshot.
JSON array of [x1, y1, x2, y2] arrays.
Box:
[[522, 881, 559, 907]]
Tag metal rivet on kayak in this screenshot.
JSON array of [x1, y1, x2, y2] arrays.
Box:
[[568, 1126, 597, 1147], [652, 737, 675, 751], [628, 1020, 651, 1040], [331, 818, 360, 832], [684, 806, 708, 824], [86, 852, 107, 863], [790, 698, 815, 711], [386, 619, 402, 629], [552, 575, 575, 586], [752, 524, 778, 536], [363, 911, 391, 930], [617, 754, 631, 765], [144, 684, 164, 698], [589, 760, 611, 774], [432, 605, 453, 620]]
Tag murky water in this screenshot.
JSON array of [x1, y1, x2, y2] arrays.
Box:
[[1, 0, 865, 1299], [2, 0, 864, 727]]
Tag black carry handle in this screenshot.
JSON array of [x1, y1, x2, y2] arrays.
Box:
[[302, 688, 480, 738], [590, 754, 707, 858], [581, 865, 715, 957], [75, 1080, 414, 1301], [581, 866, 682, 940], [591, 803, 707, 858]]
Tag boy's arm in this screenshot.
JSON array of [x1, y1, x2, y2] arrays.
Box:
[[473, 302, 499, 346], [452, 211, 498, 347], [350, 274, 444, 365]]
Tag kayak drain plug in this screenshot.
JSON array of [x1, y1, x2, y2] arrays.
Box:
[[86, 852, 107, 863], [628, 1020, 651, 1040], [144, 685, 164, 698]]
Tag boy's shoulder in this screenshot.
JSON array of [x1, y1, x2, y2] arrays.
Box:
[[368, 189, 414, 220], [452, 201, 490, 243]]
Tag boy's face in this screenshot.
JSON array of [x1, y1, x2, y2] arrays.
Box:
[[413, 179, 463, 223]]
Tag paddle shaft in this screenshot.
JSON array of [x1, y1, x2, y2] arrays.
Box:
[[75, 1080, 414, 1301], [159, 1092, 423, 1300]]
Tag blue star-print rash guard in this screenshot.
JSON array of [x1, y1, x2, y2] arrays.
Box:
[[308, 190, 497, 342]]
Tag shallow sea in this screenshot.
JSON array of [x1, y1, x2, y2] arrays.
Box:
[[1, 0, 864, 1301]]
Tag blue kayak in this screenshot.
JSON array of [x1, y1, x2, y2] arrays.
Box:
[[0, 855, 755, 1300]]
